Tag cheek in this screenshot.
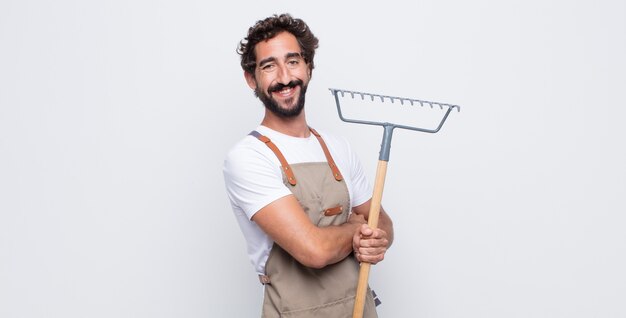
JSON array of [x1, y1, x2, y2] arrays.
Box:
[[255, 78, 270, 90], [300, 68, 310, 78], [296, 69, 311, 83]]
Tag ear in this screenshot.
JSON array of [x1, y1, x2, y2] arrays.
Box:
[[244, 71, 257, 90]]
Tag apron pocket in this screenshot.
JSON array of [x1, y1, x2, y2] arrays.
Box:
[[280, 296, 354, 318]]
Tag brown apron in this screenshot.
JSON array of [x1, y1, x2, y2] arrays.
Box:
[[251, 128, 377, 318]]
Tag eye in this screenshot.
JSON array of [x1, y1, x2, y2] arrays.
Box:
[[286, 58, 302, 68], [261, 63, 276, 72]]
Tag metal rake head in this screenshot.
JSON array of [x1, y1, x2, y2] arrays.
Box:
[[329, 88, 460, 134], [329, 88, 461, 161]]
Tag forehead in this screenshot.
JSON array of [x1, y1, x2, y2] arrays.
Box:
[[254, 31, 301, 63]]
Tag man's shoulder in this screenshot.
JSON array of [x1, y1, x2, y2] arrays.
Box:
[[223, 131, 276, 170], [225, 133, 259, 156]]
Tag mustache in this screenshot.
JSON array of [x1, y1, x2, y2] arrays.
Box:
[[268, 80, 303, 94]]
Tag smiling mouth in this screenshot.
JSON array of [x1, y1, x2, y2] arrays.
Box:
[[274, 86, 295, 97], [268, 80, 303, 98]]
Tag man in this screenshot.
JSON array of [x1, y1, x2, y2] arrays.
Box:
[[223, 13, 393, 317]]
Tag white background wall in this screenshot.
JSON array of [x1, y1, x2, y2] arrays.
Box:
[[1, 0, 625, 317]]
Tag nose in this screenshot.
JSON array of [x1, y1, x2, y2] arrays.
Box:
[[276, 63, 291, 84]]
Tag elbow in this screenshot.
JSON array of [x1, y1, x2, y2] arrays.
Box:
[[294, 245, 336, 269], [302, 258, 328, 270]]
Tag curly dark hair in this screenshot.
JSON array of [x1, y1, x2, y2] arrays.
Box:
[[237, 13, 319, 75]]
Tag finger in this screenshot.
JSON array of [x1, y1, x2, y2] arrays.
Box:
[[359, 237, 389, 248], [358, 246, 387, 256], [368, 228, 387, 239], [356, 250, 385, 264]]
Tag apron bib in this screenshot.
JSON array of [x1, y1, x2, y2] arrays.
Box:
[[251, 129, 377, 318]]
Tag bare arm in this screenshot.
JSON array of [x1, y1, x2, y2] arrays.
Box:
[[252, 194, 366, 269], [351, 200, 394, 264]]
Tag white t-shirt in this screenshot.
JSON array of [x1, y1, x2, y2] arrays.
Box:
[[223, 125, 372, 275]]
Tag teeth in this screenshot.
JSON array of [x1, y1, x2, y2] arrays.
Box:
[[277, 87, 293, 95]]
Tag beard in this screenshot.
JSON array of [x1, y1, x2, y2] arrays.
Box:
[[256, 79, 307, 118]]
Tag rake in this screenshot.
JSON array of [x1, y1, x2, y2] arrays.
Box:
[[328, 88, 461, 318]]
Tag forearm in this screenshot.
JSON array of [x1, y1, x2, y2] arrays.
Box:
[[302, 221, 362, 268], [252, 194, 364, 269]]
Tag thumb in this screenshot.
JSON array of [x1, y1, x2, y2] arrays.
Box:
[[360, 224, 373, 236]]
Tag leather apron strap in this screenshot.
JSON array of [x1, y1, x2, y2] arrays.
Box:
[[249, 130, 297, 186], [249, 127, 344, 186]]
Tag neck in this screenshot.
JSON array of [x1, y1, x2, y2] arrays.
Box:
[[261, 110, 310, 137]]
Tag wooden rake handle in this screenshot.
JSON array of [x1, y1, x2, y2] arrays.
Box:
[[353, 160, 388, 318], [329, 87, 459, 317]]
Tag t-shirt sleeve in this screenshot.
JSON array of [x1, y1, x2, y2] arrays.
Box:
[[223, 143, 292, 220], [343, 137, 372, 208]]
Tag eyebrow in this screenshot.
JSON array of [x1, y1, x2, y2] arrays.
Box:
[[285, 52, 303, 60], [258, 52, 303, 68]]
